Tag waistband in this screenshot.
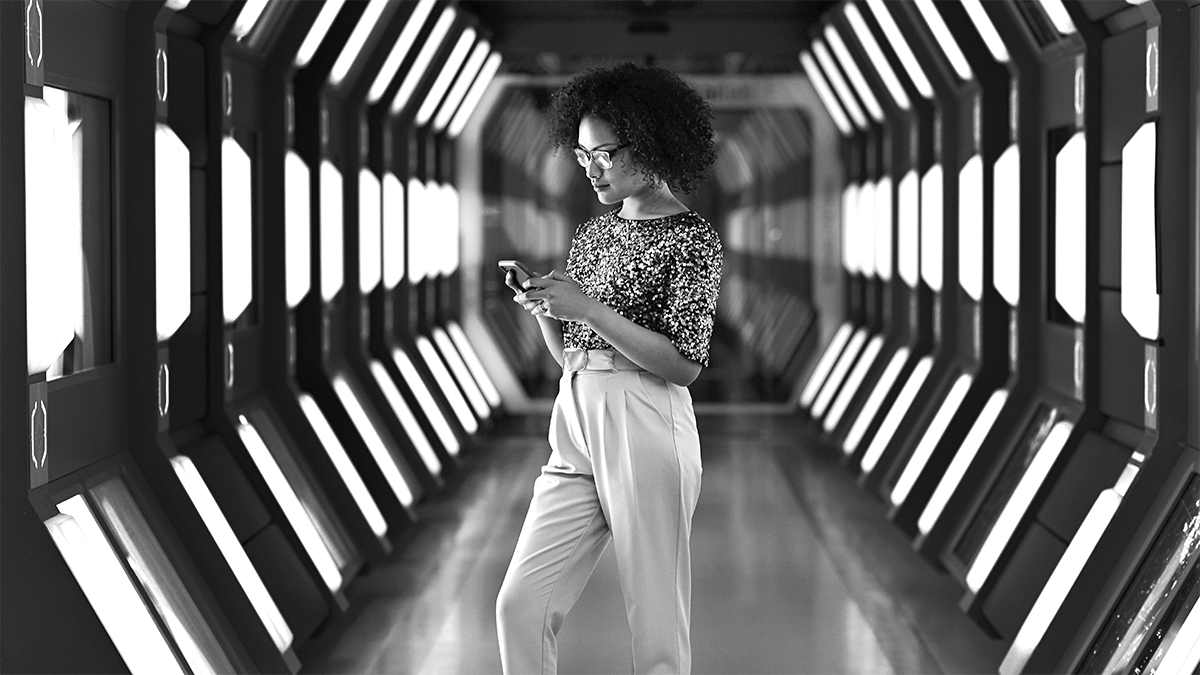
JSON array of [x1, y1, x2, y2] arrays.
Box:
[[562, 349, 641, 373]]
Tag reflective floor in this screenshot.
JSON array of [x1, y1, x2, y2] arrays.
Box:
[[299, 414, 1005, 674]]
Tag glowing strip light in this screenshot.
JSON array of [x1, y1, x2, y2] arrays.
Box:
[[284, 151, 312, 309], [992, 146, 1021, 306], [406, 178, 426, 282], [861, 355, 933, 472], [875, 176, 894, 281], [812, 40, 868, 130], [47, 496, 186, 674], [222, 137, 253, 323], [913, 0, 973, 81], [824, 335, 885, 432], [799, 51, 853, 136], [858, 182, 877, 277], [1036, 0, 1077, 35], [231, 0, 271, 39], [368, 0, 438, 103], [1156, 600, 1200, 675], [448, 322, 502, 408], [297, 394, 387, 538], [891, 373, 975, 506], [328, 0, 390, 87], [368, 361, 443, 477], [434, 40, 490, 132], [1121, 123, 1159, 340], [844, 346, 911, 455], [156, 124, 191, 341], [390, 6, 458, 115], [919, 388, 1009, 534], [295, 0, 346, 68], [920, 164, 944, 292], [434, 327, 490, 419], [864, 0, 933, 99], [812, 328, 869, 418], [415, 27, 477, 127], [1055, 133, 1087, 322], [966, 420, 1075, 592], [382, 172, 405, 289], [844, 3, 910, 110], [359, 169, 383, 292], [447, 51, 502, 139], [236, 420, 342, 593], [825, 24, 883, 122], [1001, 487, 1123, 675], [443, 184, 461, 275], [959, 155, 985, 301], [392, 347, 461, 456], [320, 161, 344, 302], [897, 169, 920, 287], [417, 336, 478, 435], [331, 374, 416, 507], [842, 183, 861, 272], [961, 0, 1010, 63], [800, 323, 854, 409], [171, 455, 293, 652]]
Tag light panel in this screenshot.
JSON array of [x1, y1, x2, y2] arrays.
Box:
[[967, 420, 1075, 592], [961, 0, 1010, 63], [1054, 133, 1087, 322], [442, 184, 461, 274], [415, 27, 477, 127], [320, 161, 345, 302], [332, 374, 416, 507], [328, 0, 390, 87], [864, 0, 934, 99], [919, 388, 1009, 534], [992, 145, 1021, 306], [434, 39, 490, 132], [433, 327, 490, 419], [824, 334, 885, 432], [1156, 601, 1200, 675], [844, 347, 911, 455], [891, 373, 974, 506], [285, 151, 312, 309], [800, 322, 854, 409], [799, 51, 853, 136], [861, 355, 933, 472], [843, 3, 910, 110], [447, 51, 502, 138], [222, 137, 253, 324], [1036, 0, 1077, 35], [390, 6, 458, 116], [920, 164, 944, 292], [382, 172, 406, 288], [875, 176, 894, 281], [897, 169, 921, 287], [406, 178, 427, 282], [1120, 122, 1158, 340], [959, 155, 985, 301], [368, 361, 443, 477], [295, 0, 346, 68], [231, 0, 271, 39], [448, 321, 502, 408], [392, 347, 460, 456], [842, 183, 861, 272], [812, 40, 868, 130], [417, 336, 478, 436], [813, 328, 869, 418], [156, 124, 191, 341], [367, 0, 438, 103], [824, 24, 884, 122], [913, 0, 973, 81], [359, 169, 383, 292], [858, 181, 877, 277]]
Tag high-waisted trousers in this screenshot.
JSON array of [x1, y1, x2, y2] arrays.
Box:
[[496, 349, 703, 674]]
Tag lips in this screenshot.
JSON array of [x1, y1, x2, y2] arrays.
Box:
[[592, 183, 609, 191]]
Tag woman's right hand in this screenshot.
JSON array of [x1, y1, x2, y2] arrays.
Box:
[[507, 270, 546, 317]]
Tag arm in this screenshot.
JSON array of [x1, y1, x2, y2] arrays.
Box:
[[508, 270, 565, 366]]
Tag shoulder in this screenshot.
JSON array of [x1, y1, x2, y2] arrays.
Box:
[[668, 212, 722, 253]]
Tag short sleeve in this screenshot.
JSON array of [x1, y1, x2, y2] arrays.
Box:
[[663, 220, 723, 365]]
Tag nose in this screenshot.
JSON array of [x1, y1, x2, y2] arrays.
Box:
[[585, 160, 602, 180]]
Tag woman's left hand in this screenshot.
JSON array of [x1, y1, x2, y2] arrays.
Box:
[[517, 270, 595, 322]]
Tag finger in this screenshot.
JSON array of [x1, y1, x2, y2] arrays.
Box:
[[547, 269, 570, 281]]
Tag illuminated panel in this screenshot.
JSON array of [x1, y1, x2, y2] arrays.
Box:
[[448, 322, 502, 408], [824, 334, 885, 432], [799, 323, 854, 409], [799, 51, 853, 136], [405, 178, 425, 282], [368, 0, 438, 103], [392, 347, 460, 456], [961, 0, 1010, 63], [824, 24, 883, 123], [236, 419, 343, 593], [1120, 122, 1158, 340], [844, 346, 911, 455], [447, 51, 502, 139], [919, 388, 1009, 534], [295, 0, 346, 68], [897, 169, 921, 287], [920, 164, 944, 292], [297, 394, 388, 538], [958, 155, 984, 301], [285, 151, 312, 309], [171, 455, 293, 652], [875, 176, 893, 281], [861, 355, 934, 472], [843, 3, 910, 110], [414, 27, 477, 127], [890, 373, 975, 506], [992, 145, 1021, 306], [1054, 133, 1087, 322], [368, 361, 443, 477], [222, 137, 253, 323], [47, 495, 186, 674], [433, 327, 490, 419], [231, 0, 271, 39], [328, 0, 390, 87], [359, 169, 382, 293], [156, 124, 191, 341], [812, 40, 867, 130], [331, 374, 416, 508], [1156, 601, 1200, 674], [443, 185, 461, 275], [858, 181, 877, 277], [417, 336, 478, 435], [966, 420, 1075, 592], [913, 0, 973, 81], [864, 0, 934, 99], [382, 172, 405, 289], [320, 161, 345, 302], [1036, 0, 1077, 35], [390, 6, 458, 116], [842, 183, 860, 272], [434, 40, 490, 132], [812, 328, 869, 419]]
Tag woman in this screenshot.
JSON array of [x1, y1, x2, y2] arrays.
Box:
[[495, 62, 722, 675]]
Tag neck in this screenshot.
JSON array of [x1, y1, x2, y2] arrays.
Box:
[[618, 182, 687, 220]]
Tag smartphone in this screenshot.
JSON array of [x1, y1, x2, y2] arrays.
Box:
[[498, 259, 537, 289]]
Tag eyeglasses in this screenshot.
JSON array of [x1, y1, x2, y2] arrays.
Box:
[[573, 144, 627, 170]]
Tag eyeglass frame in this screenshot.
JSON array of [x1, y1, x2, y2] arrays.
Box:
[[573, 143, 628, 170]]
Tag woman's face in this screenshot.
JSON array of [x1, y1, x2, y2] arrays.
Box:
[[576, 115, 651, 205]]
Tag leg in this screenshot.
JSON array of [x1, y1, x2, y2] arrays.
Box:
[[496, 470, 611, 675]]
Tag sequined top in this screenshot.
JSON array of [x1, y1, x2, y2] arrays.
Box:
[[563, 210, 723, 366]]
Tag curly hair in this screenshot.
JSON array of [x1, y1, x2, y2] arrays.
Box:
[[546, 63, 716, 194]]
